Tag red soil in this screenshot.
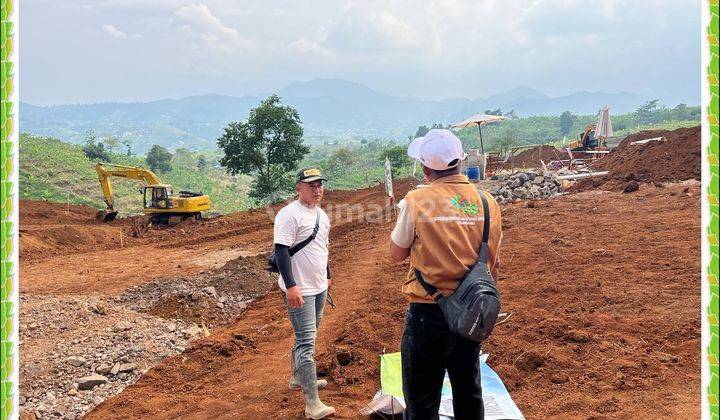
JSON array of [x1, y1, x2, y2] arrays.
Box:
[[58, 182, 702, 419], [575, 126, 701, 191]]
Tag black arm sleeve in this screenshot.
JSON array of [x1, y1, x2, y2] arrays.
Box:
[[274, 244, 296, 288], [326, 263, 331, 280]]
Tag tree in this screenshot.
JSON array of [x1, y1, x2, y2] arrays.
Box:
[[121, 139, 133, 156], [614, 119, 628, 131], [173, 148, 195, 169], [146, 145, 173, 173], [382, 145, 411, 169], [494, 127, 517, 157], [484, 108, 503, 116], [559, 111, 577, 136], [102, 135, 119, 153], [671, 103, 696, 120], [414, 125, 430, 138], [217, 94, 309, 202], [413, 123, 445, 139], [82, 130, 112, 162], [197, 155, 209, 169], [634, 99, 665, 126], [327, 148, 356, 180]]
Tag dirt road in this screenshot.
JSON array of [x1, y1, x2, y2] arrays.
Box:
[[19, 179, 700, 419]]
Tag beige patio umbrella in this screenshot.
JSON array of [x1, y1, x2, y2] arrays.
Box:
[[451, 113, 507, 154]]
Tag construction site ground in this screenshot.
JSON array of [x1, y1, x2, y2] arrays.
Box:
[[20, 177, 700, 419]]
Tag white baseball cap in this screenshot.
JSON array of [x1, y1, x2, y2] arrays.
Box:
[[407, 129, 467, 171]]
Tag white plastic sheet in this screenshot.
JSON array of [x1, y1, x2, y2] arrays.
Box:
[[361, 354, 524, 419]]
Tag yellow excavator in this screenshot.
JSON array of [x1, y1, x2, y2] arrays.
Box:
[[95, 163, 211, 223], [567, 124, 609, 151]]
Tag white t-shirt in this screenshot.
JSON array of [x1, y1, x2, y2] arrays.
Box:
[[390, 198, 414, 248], [273, 200, 330, 296]]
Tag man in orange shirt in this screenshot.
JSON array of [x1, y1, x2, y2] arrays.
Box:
[[389, 129, 502, 419]]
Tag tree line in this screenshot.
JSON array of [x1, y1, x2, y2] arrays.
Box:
[[80, 96, 700, 205]]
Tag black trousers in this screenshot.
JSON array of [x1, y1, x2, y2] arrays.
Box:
[[401, 303, 483, 420]]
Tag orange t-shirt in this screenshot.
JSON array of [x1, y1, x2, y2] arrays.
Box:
[[391, 174, 502, 303]]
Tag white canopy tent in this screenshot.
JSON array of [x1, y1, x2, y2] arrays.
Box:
[[451, 114, 507, 154]]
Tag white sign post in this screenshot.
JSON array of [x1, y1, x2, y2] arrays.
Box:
[[384, 157, 394, 198], [385, 157, 395, 217]]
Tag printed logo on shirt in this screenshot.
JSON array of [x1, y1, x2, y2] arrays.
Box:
[[450, 194, 479, 216]]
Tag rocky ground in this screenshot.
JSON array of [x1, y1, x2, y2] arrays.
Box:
[[19, 253, 275, 419], [20, 294, 197, 419]]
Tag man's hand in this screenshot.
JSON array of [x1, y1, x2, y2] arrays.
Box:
[[286, 285, 304, 308], [328, 278, 332, 289]]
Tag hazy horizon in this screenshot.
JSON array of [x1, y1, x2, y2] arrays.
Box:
[[22, 0, 700, 107], [21, 79, 663, 108]]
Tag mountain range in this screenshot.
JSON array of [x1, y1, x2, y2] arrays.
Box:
[[20, 78, 652, 152]]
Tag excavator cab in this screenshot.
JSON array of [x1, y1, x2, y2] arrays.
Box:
[[143, 185, 173, 210]]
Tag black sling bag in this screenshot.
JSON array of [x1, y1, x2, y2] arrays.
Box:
[[268, 212, 320, 273], [415, 192, 501, 343]]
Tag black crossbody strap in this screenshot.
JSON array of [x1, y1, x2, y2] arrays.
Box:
[[415, 269, 443, 301], [479, 192, 490, 244], [415, 191, 491, 301], [477, 192, 491, 264], [289, 211, 320, 256]]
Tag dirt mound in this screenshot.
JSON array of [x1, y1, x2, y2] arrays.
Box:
[[20, 224, 127, 257], [19, 178, 417, 263], [507, 145, 565, 168], [19, 199, 124, 224], [575, 126, 701, 191], [19, 200, 148, 261], [121, 253, 276, 328]]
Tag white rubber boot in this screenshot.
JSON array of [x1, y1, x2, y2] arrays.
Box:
[[296, 362, 335, 419], [289, 376, 328, 391]]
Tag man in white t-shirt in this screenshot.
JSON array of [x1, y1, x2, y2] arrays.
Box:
[[273, 166, 334, 419]]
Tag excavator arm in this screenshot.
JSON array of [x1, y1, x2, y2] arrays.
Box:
[[95, 163, 163, 221]]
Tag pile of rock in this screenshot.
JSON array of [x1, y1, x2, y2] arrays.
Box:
[[489, 171, 562, 203], [20, 254, 274, 419], [19, 295, 202, 420]]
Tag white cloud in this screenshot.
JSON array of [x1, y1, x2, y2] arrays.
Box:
[[171, 3, 254, 52], [323, 7, 425, 53], [102, 24, 127, 38], [288, 38, 331, 55], [22, 0, 700, 105], [102, 24, 141, 39]]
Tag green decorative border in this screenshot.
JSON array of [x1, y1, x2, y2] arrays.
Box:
[[0, 0, 13, 418], [708, 0, 719, 418]]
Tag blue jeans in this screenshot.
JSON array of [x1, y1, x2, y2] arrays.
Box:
[[282, 289, 327, 373], [401, 303, 483, 420]]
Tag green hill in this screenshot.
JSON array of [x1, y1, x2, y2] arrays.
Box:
[[19, 134, 252, 216]]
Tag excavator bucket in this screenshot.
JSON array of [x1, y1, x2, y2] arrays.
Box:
[[96, 210, 119, 223]]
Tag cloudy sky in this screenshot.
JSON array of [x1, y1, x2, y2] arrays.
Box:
[[21, 0, 700, 106]]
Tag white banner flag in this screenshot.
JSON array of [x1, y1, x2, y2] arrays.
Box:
[[384, 157, 394, 198]]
